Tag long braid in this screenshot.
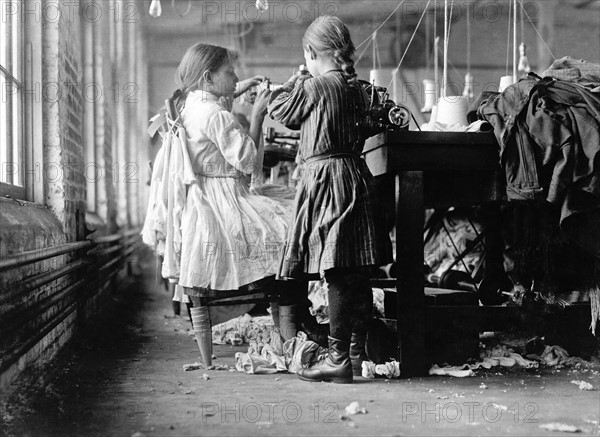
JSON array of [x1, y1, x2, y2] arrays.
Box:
[[333, 49, 358, 85], [303, 16, 358, 85]]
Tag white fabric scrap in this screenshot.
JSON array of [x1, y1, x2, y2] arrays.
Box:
[[429, 364, 475, 378], [539, 423, 582, 433], [361, 360, 401, 379], [308, 280, 329, 324], [429, 344, 564, 377], [235, 331, 326, 375], [345, 402, 368, 415], [570, 380, 594, 391]]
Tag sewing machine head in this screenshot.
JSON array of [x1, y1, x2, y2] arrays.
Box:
[[359, 80, 411, 132]]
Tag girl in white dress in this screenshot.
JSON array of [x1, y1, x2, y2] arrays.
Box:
[[156, 43, 291, 366]]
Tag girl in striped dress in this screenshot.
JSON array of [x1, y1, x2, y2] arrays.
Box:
[[268, 16, 392, 383]]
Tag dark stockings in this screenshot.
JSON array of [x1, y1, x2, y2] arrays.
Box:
[[324, 268, 373, 342]]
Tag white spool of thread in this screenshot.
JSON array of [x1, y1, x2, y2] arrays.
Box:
[[370, 69, 391, 88], [499, 75, 515, 92], [436, 95, 469, 126], [421, 79, 437, 113], [463, 73, 474, 100], [429, 104, 439, 125]]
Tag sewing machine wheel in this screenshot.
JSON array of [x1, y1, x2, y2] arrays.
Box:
[[388, 104, 411, 129], [478, 273, 514, 306]]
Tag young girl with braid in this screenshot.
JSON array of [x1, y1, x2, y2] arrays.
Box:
[[161, 43, 293, 366], [268, 16, 392, 383]]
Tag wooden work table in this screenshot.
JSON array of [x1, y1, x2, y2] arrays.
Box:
[[363, 130, 504, 376]]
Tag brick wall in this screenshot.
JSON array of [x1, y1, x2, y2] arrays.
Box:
[[0, 0, 149, 402]]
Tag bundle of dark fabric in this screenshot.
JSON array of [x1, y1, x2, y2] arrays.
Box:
[[478, 72, 600, 226], [476, 63, 600, 321]]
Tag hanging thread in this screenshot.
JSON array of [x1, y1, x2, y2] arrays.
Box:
[[513, 0, 518, 82], [385, 0, 432, 92], [434, 0, 439, 100], [443, 0, 448, 97], [517, 0, 531, 75], [518, 0, 556, 61], [356, 0, 407, 50], [505, 0, 512, 76], [462, 3, 474, 99]]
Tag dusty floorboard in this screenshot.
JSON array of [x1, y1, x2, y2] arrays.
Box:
[[2, 252, 599, 437]]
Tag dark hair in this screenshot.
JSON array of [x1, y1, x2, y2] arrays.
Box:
[[173, 43, 238, 107], [302, 16, 357, 84]]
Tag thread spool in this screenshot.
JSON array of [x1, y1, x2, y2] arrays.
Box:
[[148, 0, 162, 17], [462, 73, 474, 100], [436, 95, 469, 126], [518, 43, 531, 75], [421, 79, 436, 113], [499, 75, 515, 92], [369, 69, 392, 88], [278, 304, 297, 341], [429, 104, 439, 125]]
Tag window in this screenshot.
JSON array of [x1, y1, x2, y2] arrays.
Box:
[[0, 0, 24, 199]]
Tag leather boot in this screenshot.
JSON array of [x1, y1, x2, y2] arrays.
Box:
[[297, 336, 353, 384], [350, 333, 369, 377]]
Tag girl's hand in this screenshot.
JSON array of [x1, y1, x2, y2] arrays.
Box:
[[252, 87, 272, 118], [235, 75, 267, 98]]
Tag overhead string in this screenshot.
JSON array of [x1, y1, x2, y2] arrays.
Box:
[[355, 38, 374, 67], [372, 32, 383, 71], [517, 0, 531, 74], [442, 0, 454, 97], [505, 0, 512, 77], [356, 0, 407, 50], [434, 0, 439, 100], [518, 0, 555, 62], [425, 5, 431, 74], [462, 3, 474, 99], [385, 0, 432, 92], [513, 0, 518, 82], [466, 3, 471, 75]]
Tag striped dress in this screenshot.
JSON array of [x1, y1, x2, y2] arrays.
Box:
[[268, 70, 392, 277]]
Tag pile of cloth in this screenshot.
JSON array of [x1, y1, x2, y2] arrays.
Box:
[[476, 57, 600, 329], [477, 57, 600, 228], [234, 331, 327, 374], [429, 341, 570, 377], [211, 314, 276, 346], [234, 330, 402, 378]]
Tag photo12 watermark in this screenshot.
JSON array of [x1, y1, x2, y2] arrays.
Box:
[[199, 401, 343, 424], [401, 401, 540, 425], [1, 1, 141, 24]]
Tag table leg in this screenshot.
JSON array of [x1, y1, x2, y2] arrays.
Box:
[[396, 171, 427, 377]]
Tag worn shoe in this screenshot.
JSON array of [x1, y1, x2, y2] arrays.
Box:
[[297, 336, 353, 384]]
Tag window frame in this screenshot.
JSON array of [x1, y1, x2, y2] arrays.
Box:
[[0, 0, 25, 199], [0, 0, 42, 202]]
